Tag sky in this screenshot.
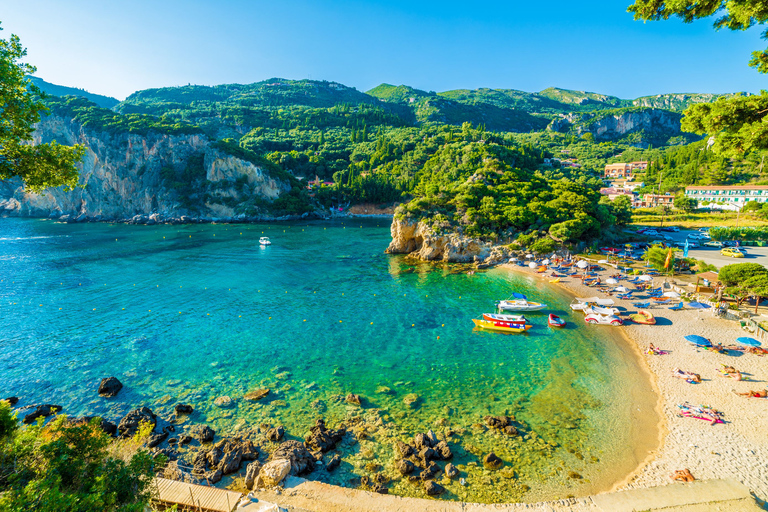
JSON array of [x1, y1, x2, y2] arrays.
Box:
[[1, 0, 766, 100]]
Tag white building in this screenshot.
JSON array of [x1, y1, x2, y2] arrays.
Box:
[[685, 185, 768, 206]]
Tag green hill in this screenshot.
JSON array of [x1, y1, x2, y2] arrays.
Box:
[[29, 76, 119, 109]]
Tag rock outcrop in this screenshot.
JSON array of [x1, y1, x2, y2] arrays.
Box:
[[386, 217, 509, 264], [0, 113, 293, 221]]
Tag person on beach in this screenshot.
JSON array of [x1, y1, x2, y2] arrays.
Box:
[[720, 365, 745, 381], [672, 368, 701, 383], [735, 388, 768, 398], [648, 343, 667, 355]]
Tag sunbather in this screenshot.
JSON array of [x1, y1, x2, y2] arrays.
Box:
[[719, 365, 744, 381], [735, 388, 768, 398], [647, 343, 668, 355], [672, 368, 701, 383]]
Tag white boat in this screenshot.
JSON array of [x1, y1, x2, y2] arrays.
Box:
[[497, 300, 547, 312], [582, 305, 621, 316], [483, 313, 527, 323], [570, 297, 615, 311], [259, 237, 272, 246]]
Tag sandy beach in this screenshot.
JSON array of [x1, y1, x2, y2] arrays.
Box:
[[499, 262, 768, 502]]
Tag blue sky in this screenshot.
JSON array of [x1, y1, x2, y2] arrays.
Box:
[[2, 0, 765, 100]]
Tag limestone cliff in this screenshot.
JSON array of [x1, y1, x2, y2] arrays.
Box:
[[0, 114, 295, 222], [386, 217, 509, 264]]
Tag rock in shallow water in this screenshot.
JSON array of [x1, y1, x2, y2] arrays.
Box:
[[174, 403, 193, 415], [244, 461, 262, 490], [3, 397, 19, 406], [325, 454, 341, 472], [445, 463, 459, 479], [243, 388, 270, 401], [213, 395, 233, 408], [23, 404, 63, 424], [197, 425, 215, 443], [98, 376, 123, 397], [256, 459, 291, 488], [484, 452, 503, 470], [270, 440, 314, 476], [424, 480, 445, 496], [266, 425, 285, 442], [305, 418, 345, 453], [345, 393, 362, 406], [395, 459, 414, 475], [118, 407, 156, 437]]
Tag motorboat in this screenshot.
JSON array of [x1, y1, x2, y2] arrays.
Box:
[[496, 300, 547, 312], [584, 313, 623, 326], [629, 310, 656, 325], [259, 237, 272, 246], [548, 314, 566, 328], [472, 318, 533, 333], [482, 313, 527, 324], [570, 297, 615, 312]]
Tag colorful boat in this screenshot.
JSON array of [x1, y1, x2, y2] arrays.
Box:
[[548, 314, 566, 328], [472, 318, 533, 333], [482, 313, 527, 324], [496, 300, 547, 312], [536, 266, 547, 273], [629, 310, 656, 325]]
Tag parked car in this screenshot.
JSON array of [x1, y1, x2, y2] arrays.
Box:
[[699, 227, 710, 232], [663, 235, 673, 241], [585, 313, 623, 326], [722, 240, 738, 247], [704, 241, 724, 248], [721, 247, 745, 258], [687, 240, 700, 248], [700, 232, 711, 239], [650, 240, 668, 247], [687, 233, 702, 240], [644, 230, 659, 236], [663, 226, 680, 232]]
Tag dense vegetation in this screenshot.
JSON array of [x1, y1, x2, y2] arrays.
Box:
[[0, 402, 158, 511]]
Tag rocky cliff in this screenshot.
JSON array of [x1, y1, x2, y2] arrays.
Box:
[[0, 114, 294, 222], [386, 217, 509, 264], [548, 108, 689, 146]]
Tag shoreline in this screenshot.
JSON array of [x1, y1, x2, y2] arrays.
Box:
[[498, 261, 768, 502], [498, 263, 665, 498]]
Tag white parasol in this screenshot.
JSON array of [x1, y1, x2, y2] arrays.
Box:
[[663, 291, 681, 298], [638, 275, 653, 282], [605, 278, 618, 285], [528, 261, 537, 268], [541, 259, 550, 266], [576, 260, 588, 269]]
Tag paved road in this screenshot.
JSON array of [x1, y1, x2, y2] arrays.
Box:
[[632, 227, 768, 269]]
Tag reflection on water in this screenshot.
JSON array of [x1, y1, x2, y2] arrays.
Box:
[[0, 218, 651, 502]]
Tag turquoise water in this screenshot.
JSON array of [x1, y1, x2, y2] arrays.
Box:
[[0, 218, 654, 502]]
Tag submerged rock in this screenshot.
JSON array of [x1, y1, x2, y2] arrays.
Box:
[[147, 431, 169, 448], [118, 407, 156, 437], [445, 463, 459, 479], [23, 404, 63, 424], [305, 419, 345, 453], [174, 403, 194, 415], [403, 393, 420, 408], [213, 395, 234, 408], [325, 454, 341, 472], [197, 425, 215, 443], [484, 415, 514, 429], [98, 376, 123, 397], [243, 388, 270, 401], [395, 440, 415, 458], [484, 452, 503, 470], [345, 393, 362, 406], [266, 425, 285, 442]]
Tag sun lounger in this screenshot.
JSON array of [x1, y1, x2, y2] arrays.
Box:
[[633, 301, 651, 308], [668, 302, 684, 311]]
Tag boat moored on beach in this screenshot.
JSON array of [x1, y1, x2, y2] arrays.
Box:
[[548, 314, 566, 328]]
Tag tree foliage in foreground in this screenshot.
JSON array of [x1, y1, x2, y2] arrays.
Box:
[[0, 402, 158, 512], [628, 1, 768, 156], [0, 24, 84, 192], [719, 262, 768, 310]]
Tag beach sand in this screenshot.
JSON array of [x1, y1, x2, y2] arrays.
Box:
[[500, 262, 768, 501]]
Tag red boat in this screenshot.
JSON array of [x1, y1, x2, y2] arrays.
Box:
[[548, 314, 566, 328]]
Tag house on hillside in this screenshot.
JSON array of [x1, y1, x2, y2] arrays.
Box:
[[685, 185, 768, 207]]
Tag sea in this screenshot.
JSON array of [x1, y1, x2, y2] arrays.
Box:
[[0, 217, 657, 503]]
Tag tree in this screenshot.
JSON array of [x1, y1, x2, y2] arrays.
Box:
[[673, 194, 697, 212], [0, 24, 84, 192], [718, 262, 767, 287], [628, 1, 768, 156], [657, 204, 672, 227], [609, 195, 633, 225], [643, 245, 677, 274]]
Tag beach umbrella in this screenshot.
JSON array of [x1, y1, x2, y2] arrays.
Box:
[[541, 259, 550, 266], [508, 257, 518, 262], [638, 275, 653, 282], [606, 278, 618, 284], [576, 261, 588, 269], [528, 261, 537, 269], [663, 291, 681, 298], [736, 336, 761, 347], [684, 334, 712, 347], [614, 286, 629, 293], [525, 254, 533, 259], [598, 259, 608, 264], [688, 301, 711, 309]]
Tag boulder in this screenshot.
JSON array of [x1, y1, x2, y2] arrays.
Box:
[[23, 404, 63, 424], [419, 446, 438, 463], [213, 395, 234, 408], [270, 440, 314, 476], [424, 480, 445, 496], [3, 397, 18, 406], [174, 403, 194, 415], [266, 425, 285, 442], [305, 419, 345, 453], [178, 434, 193, 445], [326, 454, 341, 472], [98, 377, 123, 397], [425, 430, 438, 446], [395, 440, 415, 458], [345, 393, 362, 406], [147, 431, 169, 448], [413, 432, 433, 450], [197, 425, 215, 443], [256, 459, 291, 488], [243, 388, 270, 401], [484, 452, 503, 470], [207, 445, 224, 467], [244, 461, 262, 490], [217, 450, 243, 475], [239, 439, 259, 461], [117, 407, 156, 437], [484, 415, 513, 429], [205, 469, 223, 484], [419, 462, 440, 481], [445, 463, 459, 479], [504, 425, 519, 436], [395, 459, 415, 475], [434, 440, 452, 460]]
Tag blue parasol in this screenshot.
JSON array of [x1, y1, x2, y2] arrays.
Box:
[[736, 336, 762, 347], [688, 301, 711, 309], [684, 334, 712, 347], [512, 292, 527, 300]]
